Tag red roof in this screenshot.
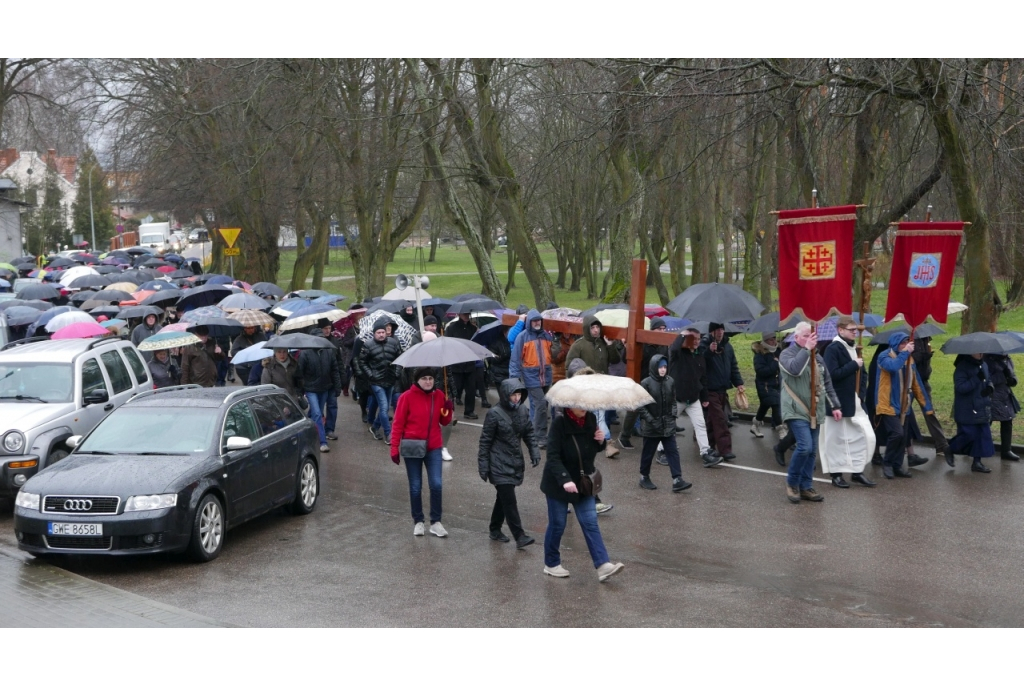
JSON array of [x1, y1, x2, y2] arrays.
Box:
[[0, 148, 19, 174], [44, 149, 77, 183]]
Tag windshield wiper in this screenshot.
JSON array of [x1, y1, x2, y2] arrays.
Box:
[[75, 450, 114, 455], [135, 451, 189, 456], [0, 394, 47, 402]]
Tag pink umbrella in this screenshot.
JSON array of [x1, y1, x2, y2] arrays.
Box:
[[51, 321, 110, 339], [161, 322, 190, 333], [157, 266, 175, 273]]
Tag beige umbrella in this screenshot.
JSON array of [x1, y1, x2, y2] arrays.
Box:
[[228, 309, 277, 327], [105, 281, 139, 293], [278, 308, 346, 333], [545, 374, 654, 411]]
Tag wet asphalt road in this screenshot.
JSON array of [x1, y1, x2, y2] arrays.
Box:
[[3, 393, 1024, 627]]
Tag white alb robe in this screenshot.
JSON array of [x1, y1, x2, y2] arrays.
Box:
[[819, 336, 876, 474]]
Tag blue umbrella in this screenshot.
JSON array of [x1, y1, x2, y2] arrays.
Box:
[[312, 294, 346, 305], [470, 319, 506, 348], [2, 306, 44, 326], [659, 316, 692, 332], [204, 275, 234, 286], [270, 298, 314, 319], [231, 341, 274, 365], [176, 284, 231, 311], [0, 279, 10, 289]]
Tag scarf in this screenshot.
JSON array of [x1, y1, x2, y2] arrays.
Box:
[[565, 410, 587, 428], [832, 335, 857, 361]]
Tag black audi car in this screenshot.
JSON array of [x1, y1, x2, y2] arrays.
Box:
[[13, 384, 321, 562]]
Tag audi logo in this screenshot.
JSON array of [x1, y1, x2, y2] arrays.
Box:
[[63, 499, 94, 512]]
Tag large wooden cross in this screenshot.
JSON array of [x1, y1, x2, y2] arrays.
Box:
[[502, 259, 678, 382]]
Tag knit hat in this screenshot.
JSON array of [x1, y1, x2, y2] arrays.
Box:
[[567, 358, 590, 378], [657, 358, 668, 368], [414, 367, 436, 381], [650, 317, 667, 330], [372, 319, 389, 332], [708, 322, 725, 333], [423, 315, 438, 327]]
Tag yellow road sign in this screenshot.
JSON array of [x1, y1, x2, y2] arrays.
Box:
[[219, 227, 242, 249], [223, 247, 241, 257]]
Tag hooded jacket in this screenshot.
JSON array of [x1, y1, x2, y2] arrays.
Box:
[[478, 378, 540, 485], [564, 315, 622, 375], [668, 335, 709, 404], [874, 331, 933, 418], [509, 309, 558, 389], [751, 340, 781, 405], [638, 355, 677, 438], [262, 354, 303, 399], [147, 354, 179, 389], [700, 334, 743, 392], [953, 354, 993, 425], [353, 330, 400, 388], [131, 318, 162, 360]]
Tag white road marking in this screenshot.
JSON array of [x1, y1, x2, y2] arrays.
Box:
[[456, 418, 831, 484]]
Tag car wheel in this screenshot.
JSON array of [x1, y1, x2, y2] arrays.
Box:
[[289, 457, 319, 515], [47, 448, 69, 467], [187, 493, 224, 562]]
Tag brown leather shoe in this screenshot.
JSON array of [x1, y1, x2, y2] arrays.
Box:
[[786, 485, 800, 504], [800, 488, 824, 502]]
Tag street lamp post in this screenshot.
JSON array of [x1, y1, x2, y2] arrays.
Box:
[[88, 167, 96, 251]]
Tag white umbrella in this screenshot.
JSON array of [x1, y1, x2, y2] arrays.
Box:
[[59, 266, 99, 288], [381, 286, 432, 301], [45, 310, 96, 332], [546, 374, 655, 411], [278, 307, 346, 333], [232, 341, 274, 365]]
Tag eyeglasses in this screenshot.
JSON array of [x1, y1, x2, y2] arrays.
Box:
[[843, 326, 859, 332]]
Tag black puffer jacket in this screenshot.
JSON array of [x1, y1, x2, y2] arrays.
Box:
[[668, 336, 709, 404], [638, 354, 677, 438], [353, 335, 401, 387], [984, 354, 1019, 422], [751, 340, 781, 405], [298, 331, 342, 393], [486, 334, 511, 387], [540, 410, 601, 504], [478, 378, 541, 485]]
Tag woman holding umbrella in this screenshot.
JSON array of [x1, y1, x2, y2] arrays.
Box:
[[148, 349, 180, 389], [950, 354, 997, 472], [390, 368, 455, 538]]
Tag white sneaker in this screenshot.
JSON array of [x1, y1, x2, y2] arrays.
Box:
[[595, 502, 614, 515], [751, 420, 764, 438], [319, 444, 329, 453], [429, 522, 448, 537], [413, 522, 425, 536], [543, 564, 570, 578], [597, 561, 625, 582], [441, 448, 453, 462]]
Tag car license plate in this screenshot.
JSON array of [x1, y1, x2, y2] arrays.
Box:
[[48, 522, 103, 536]]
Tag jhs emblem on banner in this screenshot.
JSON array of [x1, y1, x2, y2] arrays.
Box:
[[908, 253, 941, 288], [799, 241, 836, 280]]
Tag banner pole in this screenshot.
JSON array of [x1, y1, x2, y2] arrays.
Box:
[[809, 189, 819, 428], [854, 241, 874, 394]]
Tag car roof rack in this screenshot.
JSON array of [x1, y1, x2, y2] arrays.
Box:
[[0, 336, 51, 352], [87, 337, 124, 351], [222, 384, 281, 404], [126, 384, 204, 404]]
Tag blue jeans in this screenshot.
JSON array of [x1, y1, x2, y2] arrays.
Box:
[[305, 390, 329, 445], [544, 495, 610, 569], [786, 419, 819, 490], [368, 385, 393, 437], [325, 391, 338, 434], [405, 448, 443, 524]]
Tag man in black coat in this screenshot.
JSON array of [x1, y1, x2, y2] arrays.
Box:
[[668, 328, 723, 467], [298, 324, 342, 451], [821, 315, 876, 488], [354, 319, 402, 442], [700, 323, 745, 460], [447, 313, 483, 419], [478, 378, 541, 548]]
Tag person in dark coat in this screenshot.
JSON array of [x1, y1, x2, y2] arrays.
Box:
[[131, 313, 163, 362], [446, 313, 483, 419], [700, 323, 745, 460], [353, 319, 401, 442], [751, 332, 783, 439], [486, 330, 511, 390], [637, 355, 691, 492], [180, 326, 223, 388], [984, 353, 1020, 461], [147, 349, 179, 389], [564, 315, 623, 375], [539, 405, 625, 582], [229, 325, 268, 387], [949, 354, 997, 473], [666, 328, 723, 467], [616, 317, 669, 449], [478, 378, 541, 548], [299, 326, 342, 451], [261, 348, 303, 400]]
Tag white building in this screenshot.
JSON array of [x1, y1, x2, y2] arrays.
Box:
[[0, 179, 28, 260], [0, 148, 78, 230]]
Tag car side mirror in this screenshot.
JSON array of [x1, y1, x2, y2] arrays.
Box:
[[225, 436, 252, 451], [66, 435, 83, 450], [84, 389, 109, 405]]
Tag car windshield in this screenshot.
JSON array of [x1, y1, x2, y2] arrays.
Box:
[[78, 406, 219, 455], [0, 363, 73, 403], [140, 233, 164, 243]]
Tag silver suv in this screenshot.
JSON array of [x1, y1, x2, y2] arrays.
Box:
[[0, 338, 153, 498]]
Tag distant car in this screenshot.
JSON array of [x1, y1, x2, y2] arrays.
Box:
[[188, 228, 209, 244], [0, 338, 153, 499], [13, 385, 321, 561], [496, 236, 508, 247]]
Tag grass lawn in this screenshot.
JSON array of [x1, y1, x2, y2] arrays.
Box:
[[276, 247, 1024, 445]]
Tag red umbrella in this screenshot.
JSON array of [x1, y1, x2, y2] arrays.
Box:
[[133, 289, 157, 303], [51, 321, 110, 339], [157, 265, 175, 273]]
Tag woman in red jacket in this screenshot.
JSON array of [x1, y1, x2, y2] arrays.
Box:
[[391, 367, 454, 537]]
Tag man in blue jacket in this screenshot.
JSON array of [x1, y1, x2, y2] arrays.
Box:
[[508, 309, 561, 445], [874, 331, 933, 479]]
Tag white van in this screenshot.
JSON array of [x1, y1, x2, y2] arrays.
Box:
[[138, 222, 172, 254]]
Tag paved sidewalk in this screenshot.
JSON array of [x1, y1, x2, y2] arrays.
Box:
[[0, 546, 232, 628]]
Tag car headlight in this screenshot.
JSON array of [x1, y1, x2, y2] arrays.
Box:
[[124, 494, 178, 512], [14, 490, 39, 511], [3, 431, 25, 453]]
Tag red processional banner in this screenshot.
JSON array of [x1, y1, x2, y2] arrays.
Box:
[[777, 205, 857, 322], [884, 222, 964, 328]]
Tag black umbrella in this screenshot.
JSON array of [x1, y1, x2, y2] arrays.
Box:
[[16, 283, 62, 301], [88, 305, 123, 319], [452, 293, 489, 302], [744, 311, 809, 335], [0, 299, 52, 312], [252, 282, 285, 298], [392, 337, 495, 368], [69, 291, 104, 306], [88, 290, 133, 303], [109, 271, 146, 285], [120, 305, 165, 320], [11, 256, 35, 265], [940, 332, 1024, 356], [265, 332, 336, 350], [366, 299, 410, 315], [447, 298, 503, 315], [125, 247, 152, 256], [45, 257, 77, 269], [1, 306, 44, 326], [142, 258, 173, 268], [686, 320, 747, 335], [470, 319, 507, 348], [666, 283, 765, 322], [144, 289, 184, 308], [871, 323, 946, 344], [192, 273, 228, 285], [168, 269, 194, 279], [71, 253, 99, 264], [68, 274, 112, 290], [93, 265, 121, 275], [186, 316, 243, 339], [177, 284, 231, 311]]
